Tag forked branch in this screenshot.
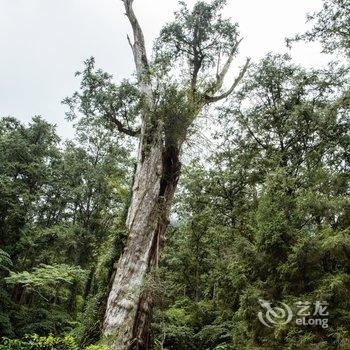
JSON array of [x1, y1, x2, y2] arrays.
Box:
[[205, 57, 251, 103]]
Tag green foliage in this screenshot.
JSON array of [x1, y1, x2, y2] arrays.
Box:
[[5, 264, 86, 298], [63, 57, 141, 137], [84, 344, 110, 350], [0, 250, 12, 271], [0, 334, 78, 350], [288, 0, 350, 56], [154, 0, 242, 107], [156, 0, 239, 72]]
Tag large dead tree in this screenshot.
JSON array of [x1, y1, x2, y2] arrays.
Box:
[[68, 0, 249, 348]]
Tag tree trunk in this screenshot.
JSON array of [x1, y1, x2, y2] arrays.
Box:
[[103, 140, 181, 350]]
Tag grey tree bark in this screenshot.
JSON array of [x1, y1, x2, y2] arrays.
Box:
[[104, 140, 180, 349]]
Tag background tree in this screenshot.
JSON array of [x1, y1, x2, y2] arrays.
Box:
[[287, 0, 350, 56], [0, 115, 131, 341]]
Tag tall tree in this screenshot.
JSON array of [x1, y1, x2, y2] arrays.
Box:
[[66, 1, 249, 348]]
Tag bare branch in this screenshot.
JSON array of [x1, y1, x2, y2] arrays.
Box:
[[107, 113, 140, 137], [127, 34, 133, 51], [205, 58, 251, 103], [122, 0, 150, 84], [214, 38, 243, 92], [216, 51, 221, 78]]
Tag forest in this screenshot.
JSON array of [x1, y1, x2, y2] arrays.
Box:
[[0, 0, 349, 349]]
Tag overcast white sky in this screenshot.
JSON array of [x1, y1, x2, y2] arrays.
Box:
[[0, 0, 329, 139]]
